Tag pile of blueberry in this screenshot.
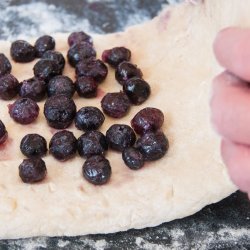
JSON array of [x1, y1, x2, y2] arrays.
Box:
[[0, 31, 169, 185]]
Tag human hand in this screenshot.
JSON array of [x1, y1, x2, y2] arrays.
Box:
[[211, 27, 250, 197]]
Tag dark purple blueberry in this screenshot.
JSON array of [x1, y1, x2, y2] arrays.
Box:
[[44, 94, 76, 129], [131, 107, 164, 135], [47, 75, 75, 98], [19, 77, 47, 102], [77, 130, 108, 158], [75, 107, 105, 131], [75, 76, 97, 98], [106, 124, 136, 152], [49, 130, 77, 161], [33, 59, 62, 82], [19, 158, 47, 183], [0, 53, 12, 76], [0, 74, 19, 100], [9, 98, 39, 125], [115, 61, 143, 85], [20, 134, 47, 158], [135, 131, 169, 161], [34, 35, 55, 57], [42, 50, 65, 72], [102, 47, 131, 68], [10, 40, 36, 63], [82, 155, 111, 185], [101, 92, 131, 118], [67, 42, 96, 67], [123, 77, 150, 105], [68, 31, 93, 46], [122, 147, 144, 170], [0, 120, 8, 145], [75, 59, 108, 83]]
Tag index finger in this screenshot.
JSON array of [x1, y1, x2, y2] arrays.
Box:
[[214, 27, 250, 82]]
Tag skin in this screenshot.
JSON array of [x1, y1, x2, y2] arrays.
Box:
[[211, 27, 250, 197]]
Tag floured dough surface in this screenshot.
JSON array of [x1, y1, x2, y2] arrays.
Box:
[[1, 0, 248, 239]]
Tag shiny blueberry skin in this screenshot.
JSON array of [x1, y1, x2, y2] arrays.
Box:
[[19, 77, 47, 102], [82, 155, 111, 185], [123, 77, 150, 105], [101, 92, 131, 118], [0, 120, 8, 145], [102, 47, 131, 68], [67, 42, 96, 67], [42, 50, 65, 72], [34, 35, 56, 57], [68, 31, 93, 46], [131, 107, 164, 135], [77, 130, 108, 158], [106, 124, 136, 152], [20, 134, 47, 158], [9, 98, 39, 124], [19, 158, 47, 183], [75, 107, 105, 131], [33, 59, 61, 82], [0, 53, 12, 76], [76, 59, 108, 83], [122, 147, 144, 170], [0, 74, 19, 100], [47, 75, 75, 98], [115, 61, 143, 85], [44, 94, 76, 129], [10, 40, 36, 63], [75, 76, 98, 98], [135, 131, 169, 161], [49, 130, 77, 161]]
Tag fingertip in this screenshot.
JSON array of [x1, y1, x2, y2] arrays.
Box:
[[221, 140, 250, 193], [214, 27, 250, 81]]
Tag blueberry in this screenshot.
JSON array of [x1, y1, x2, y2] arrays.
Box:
[[102, 47, 131, 68], [44, 94, 76, 129], [10, 40, 36, 63], [75, 59, 108, 83], [67, 42, 96, 67], [123, 77, 150, 105], [75, 76, 98, 98], [106, 124, 136, 152], [42, 50, 65, 72], [19, 158, 47, 183], [33, 59, 62, 82], [77, 130, 108, 158], [0, 74, 19, 100], [82, 155, 111, 185], [135, 131, 169, 161], [0, 53, 12, 76], [20, 134, 47, 158], [68, 31, 93, 46], [122, 147, 144, 170], [49, 130, 77, 161], [19, 77, 47, 102], [101, 92, 131, 118], [9, 98, 39, 125], [131, 107, 164, 135], [0, 120, 8, 145], [34, 35, 56, 57], [75, 107, 105, 131], [115, 61, 143, 85], [48, 75, 75, 98]]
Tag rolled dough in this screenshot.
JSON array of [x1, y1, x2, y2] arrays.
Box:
[[0, 0, 246, 239]]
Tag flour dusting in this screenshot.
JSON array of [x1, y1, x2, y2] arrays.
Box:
[[0, 1, 166, 41], [0, 2, 91, 41]]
